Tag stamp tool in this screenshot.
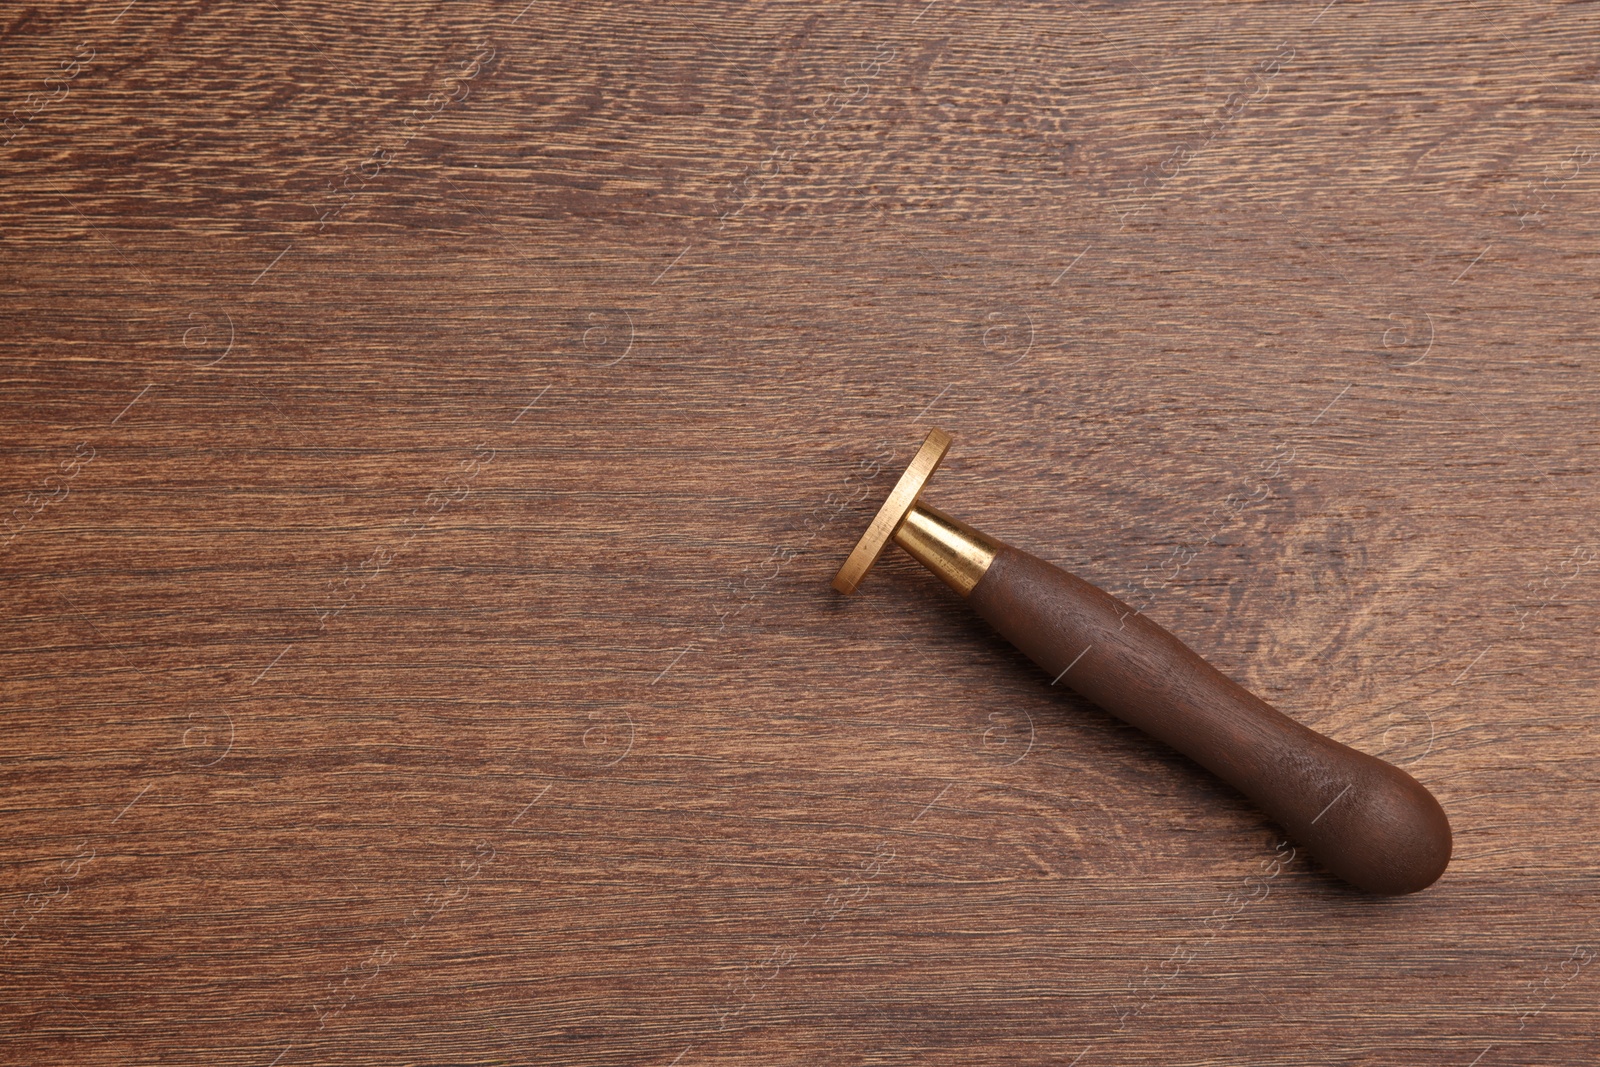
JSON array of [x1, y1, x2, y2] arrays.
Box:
[[834, 429, 1451, 894]]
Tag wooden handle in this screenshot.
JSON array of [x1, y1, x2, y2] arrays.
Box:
[[967, 543, 1451, 894]]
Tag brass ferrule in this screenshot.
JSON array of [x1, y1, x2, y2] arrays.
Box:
[[892, 502, 1001, 597]]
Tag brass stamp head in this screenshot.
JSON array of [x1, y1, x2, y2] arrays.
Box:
[[832, 429, 1000, 597], [831, 429, 951, 594]]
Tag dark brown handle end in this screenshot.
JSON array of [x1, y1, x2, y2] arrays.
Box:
[[1288, 747, 1451, 895]]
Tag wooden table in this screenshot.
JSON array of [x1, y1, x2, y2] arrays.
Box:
[[4, 2, 1597, 1064]]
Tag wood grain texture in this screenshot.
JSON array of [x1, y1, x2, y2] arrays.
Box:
[[2, 1, 1597, 1064]]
